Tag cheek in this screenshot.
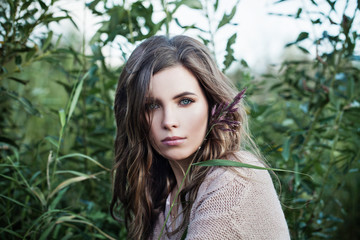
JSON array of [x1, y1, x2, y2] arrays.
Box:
[[148, 114, 162, 145], [148, 121, 157, 141], [148, 127, 159, 153], [187, 107, 208, 136]]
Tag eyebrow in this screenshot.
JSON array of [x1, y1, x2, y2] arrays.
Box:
[[145, 91, 197, 101], [173, 91, 197, 99]]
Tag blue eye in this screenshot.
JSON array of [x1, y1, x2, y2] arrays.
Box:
[[147, 102, 159, 110], [180, 98, 194, 106]]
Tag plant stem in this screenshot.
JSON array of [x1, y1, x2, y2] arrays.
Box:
[[161, 0, 170, 37], [316, 110, 344, 208], [299, 105, 324, 156], [204, 1, 216, 60], [158, 152, 195, 239]]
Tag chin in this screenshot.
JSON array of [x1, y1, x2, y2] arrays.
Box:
[[166, 155, 190, 162], [162, 150, 195, 162]]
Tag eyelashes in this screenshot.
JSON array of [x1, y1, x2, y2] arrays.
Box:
[[179, 98, 194, 106], [145, 98, 195, 111], [146, 102, 160, 110]]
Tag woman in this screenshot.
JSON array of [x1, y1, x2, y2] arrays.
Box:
[[111, 35, 290, 239]]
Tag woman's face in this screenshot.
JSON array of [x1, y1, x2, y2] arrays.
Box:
[[146, 65, 209, 162]]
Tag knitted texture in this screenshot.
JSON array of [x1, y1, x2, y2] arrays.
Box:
[[150, 151, 290, 240]]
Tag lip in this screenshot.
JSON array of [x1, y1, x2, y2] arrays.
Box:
[[161, 136, 186, 146]]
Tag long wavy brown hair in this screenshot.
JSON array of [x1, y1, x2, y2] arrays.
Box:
[[111, 35, 256, 239]]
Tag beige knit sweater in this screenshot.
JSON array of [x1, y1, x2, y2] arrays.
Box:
[[151, 152, 290, 240]]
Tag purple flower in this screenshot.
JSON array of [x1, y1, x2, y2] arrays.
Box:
[[209, 88, 246, 132]]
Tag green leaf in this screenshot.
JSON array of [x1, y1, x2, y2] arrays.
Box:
[[48, 172, 103, 199], [67, 71, 89, 123], [240, 59, 248, 68], [223, 33, 237, 72], [0, 193, 30, 209], [15, 55, 22, 66], [281, 138, 291, 161], [297, 46, 310, 54], [25, 48, 37, 61], [174, 18, 206, 32], [42, 31, 53, 51], [310, 0, 318, 6], [55, 80, 72, 94], [214, 0, 219, 10], [286, 32, 309, 47], [44, 136, 59, 148], [57, 153, 110, 171], [64, 12, 79, 30], [30, 186, 47, 207], [43, 16, 70, 24], [54, 33, 62, 48], [296, 32, 309, 42], [326, 0, 336, 10], [39, 223, 56, 240], [49, 188, 67, 210], [217, 5, 237, 29], [56, 170, 99, 178], [193, 159, 311, 178], [29, 171, 42, 185], [0, 228, 23, 238], [58, 109, 66, 127], [181, 0, 202, 9], [0, 172, 18, 183], [86, 0, 102, 10], [38, 0, 48, 10], [0, 87, 41, 116], [312, 18, 321, 24], [294, 155, 301, 189], [20, 1, 32, 11], [198, 35, 210, 46], [56, 216, 116, 240], [7, 77, 29, 84], [274, 0, 288, 3]]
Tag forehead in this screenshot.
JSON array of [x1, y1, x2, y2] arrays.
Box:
[[148, 65, 203, 97]]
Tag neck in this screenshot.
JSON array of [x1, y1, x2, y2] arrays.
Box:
[[168, 158, 191, 190]]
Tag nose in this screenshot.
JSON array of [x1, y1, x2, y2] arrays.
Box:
[[162, 107, 179, 130]]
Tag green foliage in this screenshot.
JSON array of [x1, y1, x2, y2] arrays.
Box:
[[250, 1, 360, 239], [0, 0, 359, 239], [1, 0, 121, 238]]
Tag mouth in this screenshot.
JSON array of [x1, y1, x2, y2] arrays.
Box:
[[161, 136, 186, 146]]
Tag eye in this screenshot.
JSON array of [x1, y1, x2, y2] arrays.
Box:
[[146, 102, 160, 110], [179, 98, 194, 106]]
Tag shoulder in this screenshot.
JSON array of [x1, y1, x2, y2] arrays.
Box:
[[192, 151, 274, 215], [186, 151, 290, 239], [197, 151, 272, 199]]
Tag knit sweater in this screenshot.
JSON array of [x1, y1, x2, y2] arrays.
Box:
[[150, 151, 290, 240]]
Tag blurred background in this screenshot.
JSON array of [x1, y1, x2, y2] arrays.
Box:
[[1, 0, 359, 239]]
